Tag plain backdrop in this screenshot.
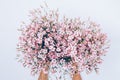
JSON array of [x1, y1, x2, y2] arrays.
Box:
[[0, 0, 120, 80]]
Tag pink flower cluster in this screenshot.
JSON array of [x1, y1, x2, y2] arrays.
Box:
[[16, 5, 110, 75]]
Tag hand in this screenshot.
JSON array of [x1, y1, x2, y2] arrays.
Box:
[[38, 61, 50, 80], [38, 70, 48, 80], [72, 62, 79, 74], [44, 61, 50, 71], [71, 59, 82, 80], [71, 57, 78, 72]]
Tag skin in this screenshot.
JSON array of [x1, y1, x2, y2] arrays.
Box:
[[38, 70, 48, 80], [38, 62, 82, 80], [72, 62, 82, 80], [38, 62, 50, 80]]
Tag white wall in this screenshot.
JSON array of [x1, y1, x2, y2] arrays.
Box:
[[0, 0, 120, 80]]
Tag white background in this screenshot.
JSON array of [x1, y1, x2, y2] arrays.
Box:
[[0, 0, 120, 80]]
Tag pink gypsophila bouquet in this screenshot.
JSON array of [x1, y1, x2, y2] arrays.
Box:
[[16, 4, 110, 75]]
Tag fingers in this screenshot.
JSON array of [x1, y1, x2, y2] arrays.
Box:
[[38, 69, 48, 80], [72, 73, 82, 80]]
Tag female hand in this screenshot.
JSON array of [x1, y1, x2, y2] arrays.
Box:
[[38, 61, 50, 80], [72, 58, 82, 80]]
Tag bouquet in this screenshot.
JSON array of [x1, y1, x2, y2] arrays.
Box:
[[16, 4, 110, 76]]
